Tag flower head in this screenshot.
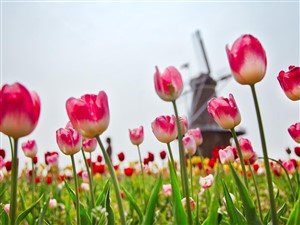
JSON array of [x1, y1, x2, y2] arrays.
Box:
[[0, 82, 41, 138], [56, 127, 82, 155], [182, 135, 197, 156], [207, 94, 241, 129], [181, 197, 196, 211], [117, 152, 125, 162], [129, 126, 144, 146], [186, 128, 203, 146], [235, 137, 255, 161], [226, 34, 267, 85], [199, 174, 214, 189], [154, 66, 183, 101], [162, 184, 172, 197], [179, 116, 188, 135], [21, 139, 38, 158], [218, 146, 235, 164], [82, 138, 97, 153], [277, 66, 300, 101], [152, 115, 177, 143], [66, 91, 110, 138], [288, 122, 300, 143]]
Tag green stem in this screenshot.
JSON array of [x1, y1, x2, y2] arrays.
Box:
[[247, 159, 263, 221], [172, 100, 192, 225], [10, 138, 19, 225], [31, 158, 35, 219], [9, 136, 14, 159], [166, 142, 175, 169], [188, 155, 193, 198], [230, 128, 249, 188], [96, 136, 126, 225], [81, 149, 95, 209], [250, 84, 277, 225], [137, 145, 147, 207], [70, 154, 81, 225]]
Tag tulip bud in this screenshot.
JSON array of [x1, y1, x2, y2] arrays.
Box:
[[277, 65, 300, 101]]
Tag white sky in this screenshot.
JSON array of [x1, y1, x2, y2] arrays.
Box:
[[1, 1, 299, 170]]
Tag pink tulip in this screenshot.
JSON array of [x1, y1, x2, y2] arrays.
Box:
[[0, 82, 40, 138], [181, 197, 196, 211], [218, 146, 235, 164], [154, 66, 183, 101], [56, 127, 82, 155], [21, 140, 38, 158], [162, 184, 172, 197], [129, 126, 144, 146], [207, 94, 241, 129], [277, 66, 300, 101], [288, 122, 300, 143], [226, 34, 267, 85], [199, 174, 214, 189], [186, 128, 203, 146], [0, 156, 4, 169], [282, 160, 296, 174], [179, 116, 188, 135], [0, 171, 4, 182], [82, 138, 97, 153], [151, 115, 177, 143], [4, 204, 10, 215], [66, 91, 110, 138], [235, 137, 255, 161], [82, 171, 89, 183], [182, 135, 197, 156], [49, 199, 58, 209]]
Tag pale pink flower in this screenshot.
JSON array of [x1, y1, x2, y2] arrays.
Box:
[[81, 182, 90, 191], [282, 160, 296, 174], [0, 82, 41, 138], [4, 204, 10, 215], [0, 156, 5, 169], [49, 199, 58, 209], [129, 126, 144, 146], [182, 135, 197, 156], [219, 146, 235, 164], [151, 115, 177, 143], [82, 138, 97, 153], [186, 128, 203, 146], [199, 174, 214, 189], [162, 184, 172, 197], [22, 139, 38, 158], [154, 66, 183, 101], [277, 66, 300, 101], [179, 116, 188, 135], [207, 94, 241, 129], [236, 137, 255, 161], [66, 91, 110, 138], [181, 197, 196, 211], [82, 171, 89, 183], [226, 34, 267, 85]]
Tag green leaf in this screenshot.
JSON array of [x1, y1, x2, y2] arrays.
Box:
[[222, 180, 247, 225], [168, 160, 188, 225], [122, 185, 143, 222], [0, 208, 9, 225], [287, 192, 300, 225], [64, 180, 91, 225], [229, 164, 263, 225], [104, 189, 115, 225], [141, 174, 162, 225], [202, 164, 220, 225], [96, 179, 111, 206], [16, 194, 44, 225], [37, 197, 50, 225]]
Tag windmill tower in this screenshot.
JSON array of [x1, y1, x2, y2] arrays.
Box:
[[186, 30, 245, 158]]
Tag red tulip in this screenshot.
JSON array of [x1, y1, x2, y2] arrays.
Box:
[[129, 126, 144, 146], [0, 149, 5, 159], [5, 161, 12, 172], [159, 150, 167, 160], [22, 140, 38, 158], [143, 157, 149, 165], [0, 82, 40, 138], [226, 34, 267, 85], [117, 152, 125, 162], [82, 138, 97, 153], [294, 146, 300, 157], [277, 66, 300, 101], [154, 66, 183, 101], [186, 128, 203, 146], [288, 122, 300, 143], [66, 91, 110, 138], [124, 167, 134, 177], [56, 127, 82, 155], [148, 152, 154, 162], [92, 163, 105, 174], [33, 156, 38, 164], [207, 94, 241, 129]]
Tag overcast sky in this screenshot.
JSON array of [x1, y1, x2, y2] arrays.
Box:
[[1, 1, 299, 169]]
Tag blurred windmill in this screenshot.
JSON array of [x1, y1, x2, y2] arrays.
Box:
[[180, 30, 245, 158]]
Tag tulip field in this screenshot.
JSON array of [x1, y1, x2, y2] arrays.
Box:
[[1, 34, 300, 225]]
